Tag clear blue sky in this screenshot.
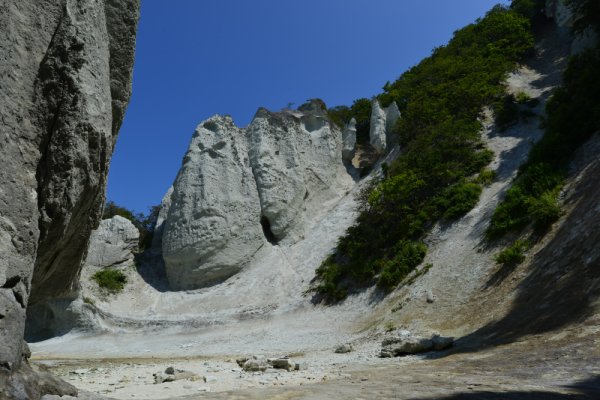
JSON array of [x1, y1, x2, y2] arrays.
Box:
[[107, 0, 510, 214]]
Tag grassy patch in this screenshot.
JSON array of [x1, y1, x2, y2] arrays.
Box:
[[92, 269, 127, 294]]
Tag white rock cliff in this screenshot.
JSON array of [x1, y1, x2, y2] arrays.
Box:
[[161, 100, 353, 290]]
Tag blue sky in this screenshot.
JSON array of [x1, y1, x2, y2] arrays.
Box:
[[107, 0, 510, 214]]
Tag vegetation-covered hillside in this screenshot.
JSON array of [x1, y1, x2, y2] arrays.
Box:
[[487, 0, 600, 239], [313, 4, 535, 302]]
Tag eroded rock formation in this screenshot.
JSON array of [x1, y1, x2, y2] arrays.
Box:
[[369, 99, 401, 153], [0, 0, 139, 397], [162, 116, 264, 290], [161, 100, 353, 290]]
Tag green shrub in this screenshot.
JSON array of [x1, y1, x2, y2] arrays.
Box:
[[515, 91, 531, 104], [510, 0, 544, 20], [475, 168, 497, 186], [436, 181, 483, 220], [494, 240, 529, 266], [377, 241, 427, 291], [92, 269, 127, 294], [528, 189, 562, 229], [495, 94, 520, 130]]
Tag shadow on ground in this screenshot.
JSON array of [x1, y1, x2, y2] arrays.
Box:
[[425, 376, 600, 400]]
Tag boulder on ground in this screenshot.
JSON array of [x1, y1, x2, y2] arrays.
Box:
[[153, 367, 197, 384], [334, 344, 354, 354], [242, 356, 269, 372], [380, 333, 453, 357], [268, 357, 294, 371]]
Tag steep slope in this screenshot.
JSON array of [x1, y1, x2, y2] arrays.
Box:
[[0, 0, 139, 398]]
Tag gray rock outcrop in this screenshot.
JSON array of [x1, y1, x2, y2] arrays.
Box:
[[161, 100, 352, 290], [369, 99, 401, 153], [162, 116, 265, 290], [85, 216, 139, 268], [0, 0, 139, 397]]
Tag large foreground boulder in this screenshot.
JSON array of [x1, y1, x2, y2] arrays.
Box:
[[0, 0, 140, 398]]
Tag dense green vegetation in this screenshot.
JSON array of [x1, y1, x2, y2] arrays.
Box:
[[313, 6, 534, 302], [103, 201, 160, 250], [487, 3, 600, 239], [92, 268, 128, 294]]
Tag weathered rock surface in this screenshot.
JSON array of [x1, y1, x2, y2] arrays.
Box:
[[161, 99, 352, 290], [162, 116, 265, 290], [84, 216, 139, 268], [342, 118, 357, 163], [369, 99, 400, 153], [0, 0, 139, 398]]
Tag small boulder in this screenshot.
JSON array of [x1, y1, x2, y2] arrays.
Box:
[[269, 358, 294, 371], [153, 367, 197, 384], [243, 356, 268, 372], [334, 344, 353, 354]]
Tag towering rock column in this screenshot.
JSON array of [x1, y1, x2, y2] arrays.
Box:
[[369, 99, 401, 153], [0, 0, 140, 397]]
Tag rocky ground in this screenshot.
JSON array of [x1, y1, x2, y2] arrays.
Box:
[[34, 320, 600, 399]]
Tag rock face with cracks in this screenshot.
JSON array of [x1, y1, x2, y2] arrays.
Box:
[[0, 0, 140, 398], [161, 100, 352, 290]]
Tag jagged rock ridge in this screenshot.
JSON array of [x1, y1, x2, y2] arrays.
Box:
[[0, 0, 140, 398]]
